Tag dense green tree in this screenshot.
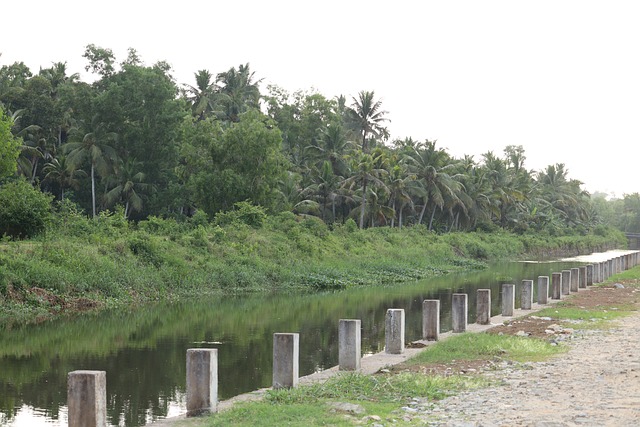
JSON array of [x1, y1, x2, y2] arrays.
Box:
[[182, 111, 287, 216], [83, 44, 116, 77], [90, 60, 186, 214], [0, 179, 53, 238]]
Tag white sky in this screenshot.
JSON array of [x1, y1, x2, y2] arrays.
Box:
[[3, 0, 639, 198]]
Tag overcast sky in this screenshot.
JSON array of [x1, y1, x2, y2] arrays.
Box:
[[3, 0, 639, 198]]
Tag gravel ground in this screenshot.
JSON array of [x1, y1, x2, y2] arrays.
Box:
[[400, 284, 640, 427]]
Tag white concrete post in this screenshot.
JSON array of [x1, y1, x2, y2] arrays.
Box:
[[385, 309, 405, 354], [339, 319, 361, 371], [521, 280, 533, 310], [586, 264, 594, 286], [561, 270, 571, 295], [476, 289, 491, 325], [501, 284, 515, 316], [273, 333, 299, 389], [537, 276, 549, 304], [452, 293, 468, 332], [579, 266, 587, 289], [186, 348, 218, 416], [67, 370, 107, 427], [422, 300, 440, 341], [552, 272, 562, 299], [570, 267, 580, 292]]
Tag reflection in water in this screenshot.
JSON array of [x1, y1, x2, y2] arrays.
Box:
[[0, 251, 628, 426]]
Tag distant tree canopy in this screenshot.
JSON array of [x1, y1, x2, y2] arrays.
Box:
[[0, 45, 637, 235]]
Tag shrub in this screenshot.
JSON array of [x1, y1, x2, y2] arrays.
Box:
[[0, 180, 53, 238], [214, 201, 267, 228]]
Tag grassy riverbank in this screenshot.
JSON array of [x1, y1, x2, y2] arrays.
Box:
[[0, 207, 626, 327], [175, 265, 640, 427]]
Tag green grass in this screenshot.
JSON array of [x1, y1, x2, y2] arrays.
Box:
[[405, 332, 566, 365], [193, 372, 488, 426]]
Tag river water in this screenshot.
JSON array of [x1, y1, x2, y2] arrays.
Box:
[[0, 251, 629, 426]]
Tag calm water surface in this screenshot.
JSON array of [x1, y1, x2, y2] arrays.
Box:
[[0, 253, 620, 426]]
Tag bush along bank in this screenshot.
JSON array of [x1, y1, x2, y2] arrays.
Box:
[[0, 205, 626, 328]]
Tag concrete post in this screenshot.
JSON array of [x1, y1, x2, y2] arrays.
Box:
[[476, 289, 491, 325], [67, 370, 107, 427], [501, 284, 515, 316], [586, 264, 593, 286], [339, 319, 361, 371], [561, 270, 571, 295], [186, 349, 218, 416], [521, 280, 533, 310], [551, 272, 562, 300], [452, 293, 468, 333], [273, 333, 299, 389], [579, 266, 587, 289], [422, 300, 440, 341], [385, 309, 405, 354], [537, 276, 549, 304], [570, 267, 580, 292]]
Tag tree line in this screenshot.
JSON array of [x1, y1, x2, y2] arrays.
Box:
[[1, 45, 639, 236]]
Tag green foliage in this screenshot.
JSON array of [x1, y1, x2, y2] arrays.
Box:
[[0, 109, 20, 178], [343, 218, 358, 233], [127, 232, 163, 267], [183, 111, 287, 217], [0, 180, 53, 238], [214, 201, 267, 228]]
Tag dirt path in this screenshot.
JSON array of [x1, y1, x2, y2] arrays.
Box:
[[420, 312, 640, 426], [413, 284, 640, 427]]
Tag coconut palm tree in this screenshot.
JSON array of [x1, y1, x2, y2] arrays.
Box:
[[42, 156, 86, 200], [305, 122, 353, 177], [406, 141, 462, 230], [183, 69, 218, 121], [346, 91, 389, 153], [216, 63, 262, 122], [64, 116, 119, 218], [342, 151, 389, 229], [387, 163, 415, 228], [104, 158, 153, 218]]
